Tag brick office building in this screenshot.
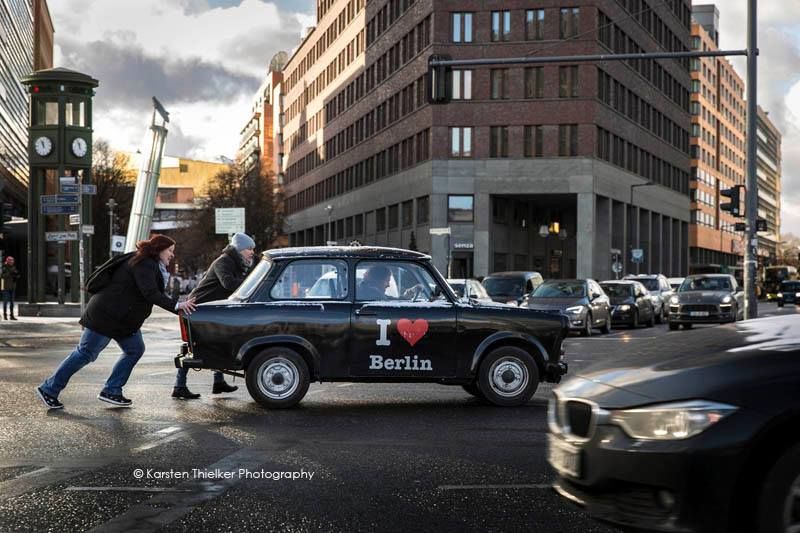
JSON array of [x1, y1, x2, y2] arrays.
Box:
[[280, 0, 693, 279]]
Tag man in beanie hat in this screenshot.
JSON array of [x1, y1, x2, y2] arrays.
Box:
[[172, 232, 256, 399]]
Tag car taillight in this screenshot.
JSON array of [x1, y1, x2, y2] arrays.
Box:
[[179, 312, 188, 342]]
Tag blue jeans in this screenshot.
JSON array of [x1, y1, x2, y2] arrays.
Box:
[[1, 289, 14, 314], [175, 368, 225, 387], [40, 328, 146, 398]]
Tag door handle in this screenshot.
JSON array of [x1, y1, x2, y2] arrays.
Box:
[[355, 307, 376, 316]]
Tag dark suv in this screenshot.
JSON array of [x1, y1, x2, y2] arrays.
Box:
[[176, 247, 569, 408], [482, 271, 544, 306]]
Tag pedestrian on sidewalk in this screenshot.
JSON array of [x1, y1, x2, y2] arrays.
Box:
[[1, 256, 20, 320], [172, 232, 256, 399], [36, 235, 197, 410]]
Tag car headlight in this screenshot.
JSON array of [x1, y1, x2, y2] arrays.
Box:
[[610, 400, 737, 441], [670, 295, 679, 304], [617, 304, 631, 311], [565, 305, 584, 314], [721, 295, 732, 304], [795, 292, 800, 299], [777, 292, 783, 298]]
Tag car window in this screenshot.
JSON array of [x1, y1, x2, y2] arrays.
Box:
[[232, 258, 272, 300], [270, 260, 348, 300], [531, 281, 586, 298], [679, 277, 732, 292], [526, 279, 534, 293], [449, 282, 466, 298], [357, 261, 444, 302], [471, 281, 489, 299], [483, 277, 524, 299], [600, 284, 632, 298]]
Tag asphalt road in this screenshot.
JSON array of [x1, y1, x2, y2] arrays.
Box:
[[0, 303, 796, 532]]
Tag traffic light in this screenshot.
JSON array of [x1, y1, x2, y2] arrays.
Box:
[[720, 185, 744, 217], [428, 54, 452, 104], [733, 222, 747, 232]]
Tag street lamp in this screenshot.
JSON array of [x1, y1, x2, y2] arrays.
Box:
[[629, 181, 656, 274], [106, 198, 118, 260], [325, 205, 333, 245]]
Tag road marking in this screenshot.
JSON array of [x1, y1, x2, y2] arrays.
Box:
[[336, 383, 354, 388], [66, 486, 193, 493], [437, 483, 552, 490], [156, 426, 182, 435], [147, 370, 177, 376], [306, 389, 325, 395], [86, 448, 265, 533]]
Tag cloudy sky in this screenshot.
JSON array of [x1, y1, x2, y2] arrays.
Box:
[[50, 1, 800, 235]]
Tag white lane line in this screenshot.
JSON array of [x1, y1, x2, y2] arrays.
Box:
[[132, 431, 186, 452], [16, 466, 51, 479], [66, 486, 193, 493], [147, 370, 177, 376], [87, 448, 265, 533], [156, 426, 182, 435], [306, 389, 325, 395], [437, 483, 552, 490]]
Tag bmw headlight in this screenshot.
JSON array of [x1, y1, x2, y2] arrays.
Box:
[[617, 304, 631, 311], [670, 295, 680, 304], [721, 295, 732, 304], [565, 305, 584, 314], [610, 400, 737, 441]]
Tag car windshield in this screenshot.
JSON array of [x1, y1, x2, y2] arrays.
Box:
[[231, 258, 272, 300], [483, 277, 524, 298], [679, 277, 732, 292], [531, 281, 585, 298], [636, 278, 660, 291], [780, 281, 800, 292], [600, 284, 632, 298]]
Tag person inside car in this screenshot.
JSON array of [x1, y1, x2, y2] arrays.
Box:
[[358, 265, 427, 301]]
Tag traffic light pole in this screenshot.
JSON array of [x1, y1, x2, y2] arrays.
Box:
[[744, 0, 759, 319]]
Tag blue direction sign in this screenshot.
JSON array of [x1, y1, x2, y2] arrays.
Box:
[[61, 184, 79, 193], [82, 184, 97, 195], [41, 194, 79, 205], [41, 204, 79, 215]]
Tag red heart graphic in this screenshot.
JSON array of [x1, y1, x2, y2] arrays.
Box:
[[397, 319, 429, 347]]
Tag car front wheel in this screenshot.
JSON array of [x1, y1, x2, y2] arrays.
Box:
[[477, 347, 539, 407], [600, 314, 612, 335], [580, 312, 593, 337], [757, 442, 800, 533], [246, 347, 310, 409]]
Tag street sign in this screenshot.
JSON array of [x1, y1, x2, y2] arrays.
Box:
[[59, 177, 79, 193], [41, 194, 79, 205], [631, 248, 644, 263], [69, 214, 81, 225], [612, 261, 623, 273], [45, 231, 78, 242], [429, 227, 451, 236], [82, 184, 97, 195], [111, 235, 126, 252], [82, 225, 95, 235], [215, 207, 245, 234], [41, 204, 79, 215], [61, 184, 79, 193]]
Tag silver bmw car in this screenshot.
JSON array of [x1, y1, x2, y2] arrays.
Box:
[[667, 274, 744, 330]]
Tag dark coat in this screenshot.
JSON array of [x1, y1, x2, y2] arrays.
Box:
[[189, 246, 248, 304], [81, 257, 178, 339], [1, 265, 20, 292]]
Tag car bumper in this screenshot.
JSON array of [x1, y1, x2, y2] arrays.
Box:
[[668, 306, 735, 324], [610, 311, 635, 325]]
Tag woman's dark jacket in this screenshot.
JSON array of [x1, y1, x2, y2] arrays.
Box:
[[81, 257, 178, 339], [190, 246, 248, 304], [1, 265, 20, 292]]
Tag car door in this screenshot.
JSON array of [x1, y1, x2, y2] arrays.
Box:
[[635, 284, 652, 319], [587, 280, 608, 325], [350, 260, 458, 378]]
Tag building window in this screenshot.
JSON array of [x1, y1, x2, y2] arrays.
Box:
[[490, 126, 509, 158], [450, 127, 473, 157], [417, 196, 429, 224], [691, 79, 700, 93], [179, 164, 189, 173], [560, 7, 579, 39], [452, 12, 473, 43], [491, 11, 511, 42], [448, 195, 474, 222], [524, 67, 543, 98], [558, 124, 578, 156], [355, 214, 364, 235], [402, 200, 413, 227], [493, 253, 508, 273], [376, 207, 386, 232], [559, 66, 579, 98], [526, 9, 544, 40], [491, 69, 508, 99], [524, 126, 544, 157], [452, 69, 472, 100], [691, 101, 700, 115], [388, 204, 399, 229]]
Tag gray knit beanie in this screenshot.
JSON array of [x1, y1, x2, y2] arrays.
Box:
[[230, 232, 256, 252]]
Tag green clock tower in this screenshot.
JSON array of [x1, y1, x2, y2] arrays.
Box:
[[20, 68, 99, 306]]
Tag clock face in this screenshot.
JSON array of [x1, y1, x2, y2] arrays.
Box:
[[34, 136, 52, 156], [71, 137, 88, 158]]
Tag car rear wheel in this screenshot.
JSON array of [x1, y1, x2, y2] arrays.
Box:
[[477, 347, 539, 407], [757, 442, 800, 533], [580, 313, 593, 337], [246, 347, 310, 409]]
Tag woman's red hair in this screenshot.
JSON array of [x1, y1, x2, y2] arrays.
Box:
[[130, 234, 175, 265]]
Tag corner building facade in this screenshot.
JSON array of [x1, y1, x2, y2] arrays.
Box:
[[281, 0, 692, 279]]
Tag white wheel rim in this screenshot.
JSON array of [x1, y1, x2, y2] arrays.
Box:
[[488, 356, 529, 398], [257, 357, 300, 400]]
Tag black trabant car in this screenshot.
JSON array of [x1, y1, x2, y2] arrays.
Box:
[[548, 315, 800, 533], [175, 247, 569, 408]]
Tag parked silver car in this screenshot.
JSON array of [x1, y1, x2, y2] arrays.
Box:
[[447, 278, 494, 303], [624, 274, 673, 323], [668, 274, 744, 330], [524, 279, 612, 336]]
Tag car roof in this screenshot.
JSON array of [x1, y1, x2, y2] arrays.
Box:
[[600, 280, 637, 285], [624, 274, 662, 279], [686, 274, 732, 279], [541, 279, 587, 283], [485, 271, 541, 278], [263, 246, 431, 261]]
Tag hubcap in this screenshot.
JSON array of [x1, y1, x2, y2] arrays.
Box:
[[257, 357, 299, 400], [782, 474, 800, 532], [488, 356, 529, 398]]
